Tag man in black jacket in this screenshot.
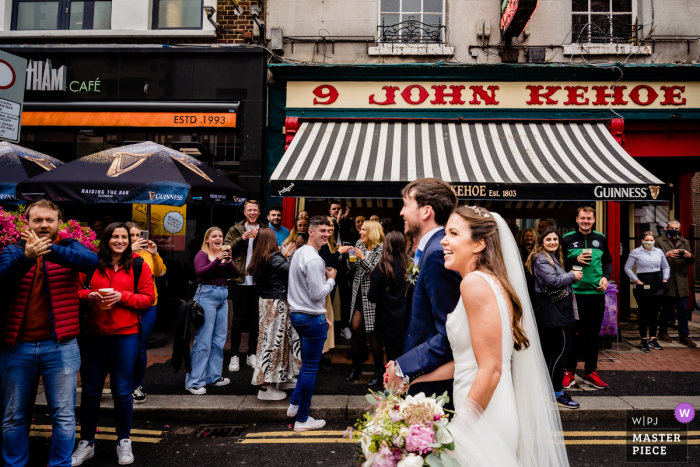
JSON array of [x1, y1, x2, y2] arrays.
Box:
[[561, 206, 613, 391], [329, 201, 353, 341]]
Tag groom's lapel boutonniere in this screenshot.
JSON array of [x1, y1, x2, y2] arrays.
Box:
[[406, 260, 420, 285]]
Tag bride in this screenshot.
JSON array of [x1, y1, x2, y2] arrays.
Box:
[[409, 206, 570, 467]]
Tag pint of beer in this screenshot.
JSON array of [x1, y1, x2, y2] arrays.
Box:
[[98, 288, 114, 310], [349, 248, 357, 262]]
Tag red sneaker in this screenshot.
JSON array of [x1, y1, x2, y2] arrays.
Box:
[[583, 372, 609, 390], [562, 371, 576, 389]]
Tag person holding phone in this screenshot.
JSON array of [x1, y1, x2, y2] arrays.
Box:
[[125, 223, 167, 405], [282, 216, 310, 260], [224, 201, 268, 372], [624, 232, 670, 352], [656, 220, 696, 347]]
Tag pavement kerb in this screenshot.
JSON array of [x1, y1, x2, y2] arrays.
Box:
[[34, 394, 696, 423]]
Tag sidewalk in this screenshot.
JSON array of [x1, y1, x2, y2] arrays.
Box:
[[35, 318, 700, 423]]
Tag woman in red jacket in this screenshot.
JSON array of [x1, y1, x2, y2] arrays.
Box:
[[72, 223, 154, 466]]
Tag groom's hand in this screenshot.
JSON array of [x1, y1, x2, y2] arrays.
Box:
[[385, 361, 404, 391]]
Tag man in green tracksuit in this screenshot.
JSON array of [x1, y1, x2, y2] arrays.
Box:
[[561, 206, 613, 390]]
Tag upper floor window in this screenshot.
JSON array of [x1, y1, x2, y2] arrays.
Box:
[[378, 0, 445, 43], [13, 0, 111, 30], [153, 0, 203, 29], [572, 0, 634, 44]]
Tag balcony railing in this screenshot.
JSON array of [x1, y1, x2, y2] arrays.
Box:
[[378, 16, 445, 44]]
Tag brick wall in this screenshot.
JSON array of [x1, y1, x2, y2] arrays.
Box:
[[214, 0, 259, 44]]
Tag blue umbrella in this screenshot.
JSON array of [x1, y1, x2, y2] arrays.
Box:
[[0, 142, 63, 203], [17, 142, 247, 206]]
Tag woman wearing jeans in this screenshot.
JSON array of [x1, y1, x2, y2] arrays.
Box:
[[526, 227, 582, 410], [624, 231, 670, 352], [187, 227, 238, 395], [72, 223, 155, 466], [125, 222, 167, 405]]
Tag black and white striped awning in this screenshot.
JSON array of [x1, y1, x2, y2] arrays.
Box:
[[270, 121, 667, 201]]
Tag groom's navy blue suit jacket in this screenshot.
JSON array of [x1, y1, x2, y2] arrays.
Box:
[[396, 229, 462, 380]]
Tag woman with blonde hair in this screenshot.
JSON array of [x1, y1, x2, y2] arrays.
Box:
[[408, 206, 569, 467], [186, 227, 238, 395], [282, 216, 310, 255], [518, 228, 537, 263], [345, 220, 384, 382]]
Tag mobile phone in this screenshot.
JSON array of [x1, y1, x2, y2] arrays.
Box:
[[139, 230, 149, 241], [343, 242, 352, 246], [300, 232, 309, 241]]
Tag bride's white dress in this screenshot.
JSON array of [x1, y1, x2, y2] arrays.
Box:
[[447, 271, 519, 458]]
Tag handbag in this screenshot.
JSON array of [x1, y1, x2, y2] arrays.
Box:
[[180, 281, 205, 329], [545, 287, 570, 303]]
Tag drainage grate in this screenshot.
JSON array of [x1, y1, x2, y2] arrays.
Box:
[[190, 424, 246, 439]]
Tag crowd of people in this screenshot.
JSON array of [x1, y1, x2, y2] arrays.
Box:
[[0, 184, 696, 465]]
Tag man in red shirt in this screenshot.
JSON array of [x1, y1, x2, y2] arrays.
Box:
[[0, 200, 98, 467]]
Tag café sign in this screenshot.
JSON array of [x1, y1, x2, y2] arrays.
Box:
[[287, 81, 698, 110]]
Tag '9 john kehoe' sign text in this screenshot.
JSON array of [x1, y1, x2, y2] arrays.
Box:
[[287, 82, 698, 110]]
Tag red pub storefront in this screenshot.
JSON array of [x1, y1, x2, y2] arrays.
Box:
[[265, 63, 700, 319]]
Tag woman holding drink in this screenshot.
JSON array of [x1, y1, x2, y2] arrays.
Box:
[[74, 223, 155, 465], [187, 227, 238, 395], [125, 223, 167, 405]]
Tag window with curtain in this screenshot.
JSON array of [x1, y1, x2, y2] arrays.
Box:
[[154, 0, 203, 29], [13, 0, 111, 30], [572, 0, 635, 44], [378, 0, 445, 43]]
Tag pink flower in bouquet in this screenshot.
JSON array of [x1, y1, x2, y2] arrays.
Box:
[[373, 445, 397, 467], [404, 424, 435, 455]]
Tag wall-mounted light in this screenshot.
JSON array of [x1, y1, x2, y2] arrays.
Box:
[[204, 6, 221, 33]]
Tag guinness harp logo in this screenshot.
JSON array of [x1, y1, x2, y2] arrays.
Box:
[[107, 152, 151, 177], [25, 155, 58, 171], [649, 186, 660, 200], [169, 154, 213, 183]]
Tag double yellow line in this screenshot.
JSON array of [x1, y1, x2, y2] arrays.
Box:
[[29, 425, 164, 444]]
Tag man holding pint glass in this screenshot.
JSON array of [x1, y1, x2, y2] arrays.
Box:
[[561, 206, 613, 391]]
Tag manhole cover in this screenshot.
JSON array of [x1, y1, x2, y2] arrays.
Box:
[[190, 425, 246, 438]]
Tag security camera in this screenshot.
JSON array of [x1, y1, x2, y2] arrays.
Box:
[[203, 6, 221, 33], [250, 5, 261, 16]]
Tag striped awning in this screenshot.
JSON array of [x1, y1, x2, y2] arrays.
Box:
[[270, 121, 667, 201]]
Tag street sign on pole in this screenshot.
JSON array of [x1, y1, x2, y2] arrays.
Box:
[[0, 50, 27, 143]]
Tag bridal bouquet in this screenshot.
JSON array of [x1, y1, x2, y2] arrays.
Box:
[[346, 390, 458, 467]]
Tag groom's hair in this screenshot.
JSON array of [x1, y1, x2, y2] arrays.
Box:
[[401, 178, 457, 226]]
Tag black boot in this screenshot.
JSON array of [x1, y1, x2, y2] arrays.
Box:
[[367, 371, 383, 387], [345, 367, 361, 382]]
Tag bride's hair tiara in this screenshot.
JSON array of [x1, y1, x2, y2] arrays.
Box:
[[466, 205, 491, 218]]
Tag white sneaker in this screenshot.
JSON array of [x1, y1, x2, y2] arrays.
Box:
[[287, 404, 299, 417], [277, 378, 297, 390], [246, 354, 257, 367], [229, 355, 240, 372], [186, 386, 206, 395], [207, 377, 231, 387], [116, 439, 134, 465], [71, 440, 95, 466], [341, 327, 352, 340], [257, 386, 287, 401], [294, 416, 326, 432]]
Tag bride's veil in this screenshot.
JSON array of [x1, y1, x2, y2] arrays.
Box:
[[493, 212, 570, 467]]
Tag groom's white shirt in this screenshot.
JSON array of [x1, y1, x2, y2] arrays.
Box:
[[416, 226, 444, 263]]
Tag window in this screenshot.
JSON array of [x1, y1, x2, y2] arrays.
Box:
[[572, 0, 635, 44], [378, 0, 445, 43], [153, 0, 203, 29], [13, 0, 111, 30]]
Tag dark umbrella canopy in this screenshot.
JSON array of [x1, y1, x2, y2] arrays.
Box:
[[17, 142, 247, 206], [0, 142, 63, 202]]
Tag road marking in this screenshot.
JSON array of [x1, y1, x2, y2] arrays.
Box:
[[239, 438, 356, 444], [29, 431, 162, 444], [245, 431, 348, 437], [30, 425, 163, 436]]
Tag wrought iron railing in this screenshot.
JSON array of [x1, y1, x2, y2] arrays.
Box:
[[572, 14, 636, 44], [378, 16, 445, 44]]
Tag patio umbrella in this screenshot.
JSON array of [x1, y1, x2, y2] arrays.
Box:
[[17, 142, 247, 206], [0, 142, 63, 202]]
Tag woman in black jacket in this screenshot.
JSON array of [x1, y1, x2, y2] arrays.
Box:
[[247, 228, 300, 401], [367, 231, 410, 387], [525, 227, 583, 410]]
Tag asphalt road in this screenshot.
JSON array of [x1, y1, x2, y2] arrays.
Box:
[[24, 414, 699, 467]]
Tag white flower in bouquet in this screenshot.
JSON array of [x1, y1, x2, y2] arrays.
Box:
[[397, 453, 424, 467], [362, 451, 377, 467], [436, 426, 454, 445], [400, 392, 445, 417]]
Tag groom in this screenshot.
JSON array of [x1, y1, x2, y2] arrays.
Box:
[[385, 178, 462, 410]]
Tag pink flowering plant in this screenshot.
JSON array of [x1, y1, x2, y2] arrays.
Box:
[[345, 389, 458, 467], [0, 206, 98, 253]]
